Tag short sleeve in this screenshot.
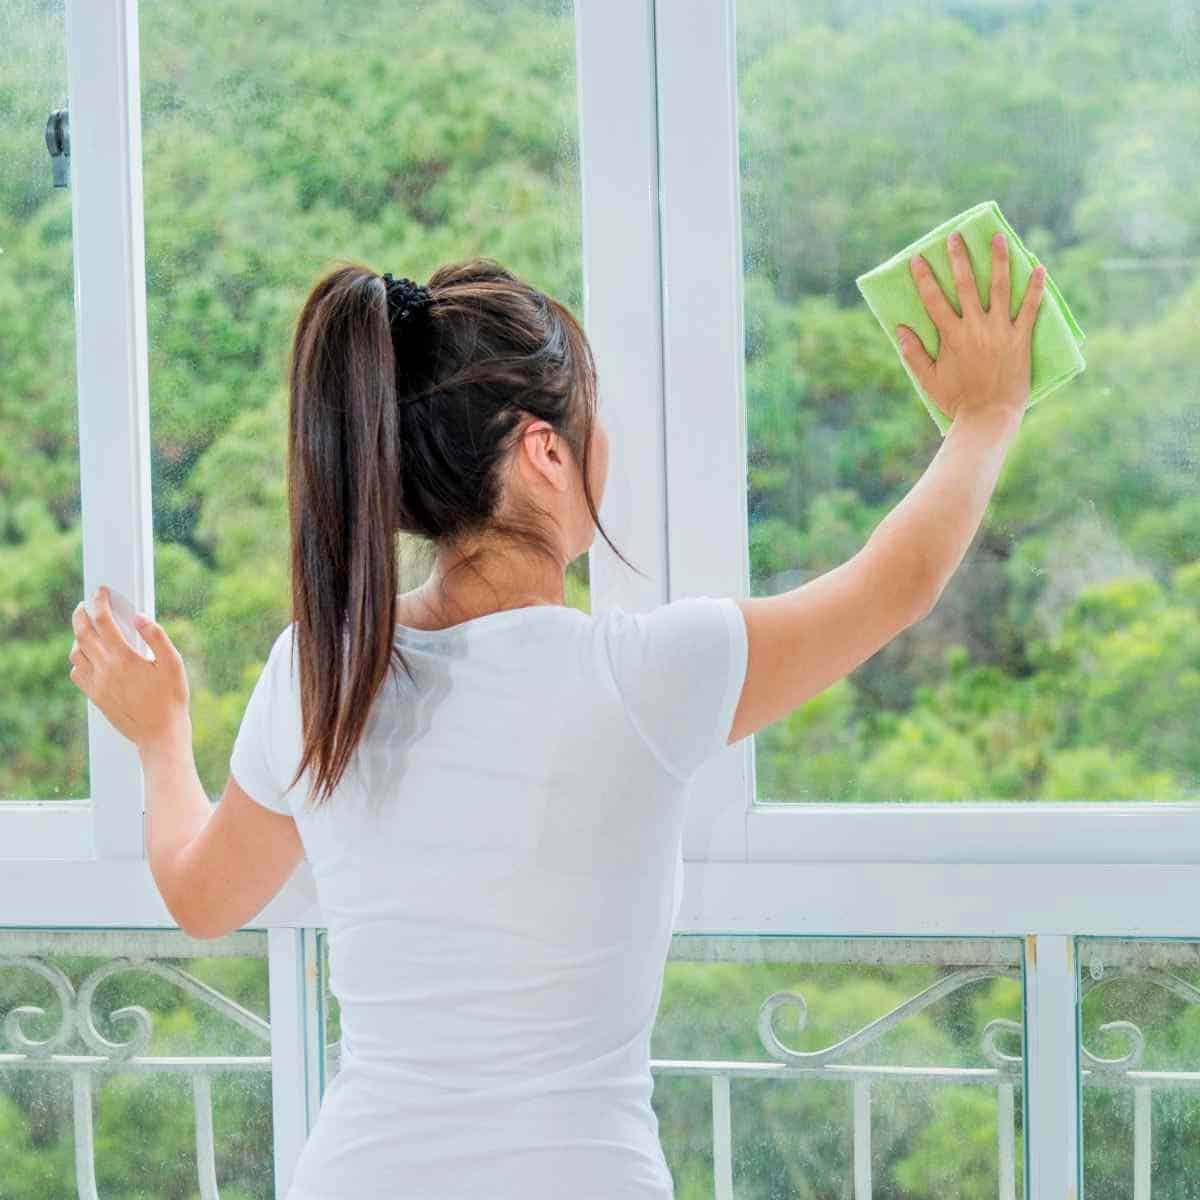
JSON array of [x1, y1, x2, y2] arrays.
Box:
[[229, 626, 297, 815], [602, 595, 749, 782]]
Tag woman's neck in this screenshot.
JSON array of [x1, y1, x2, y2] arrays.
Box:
[[398, 554, 566, 630]]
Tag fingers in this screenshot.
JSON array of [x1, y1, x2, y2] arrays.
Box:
[[989, 233, 1011, 317], [895, 325, 936, 392], [947, 231, 983, 319], [134, 615, 179, 667], [68, 639, 94, 689], [1016, 263, 1047, 335], [72, 600, 107, 665], [909, 254, 957, 338], [85, 587, 141, 667]]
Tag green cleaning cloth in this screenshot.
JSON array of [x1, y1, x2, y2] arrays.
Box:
[[855, 200, 1086, 436]]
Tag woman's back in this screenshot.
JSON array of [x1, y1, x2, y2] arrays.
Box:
[[230, 594, 747, 1199]]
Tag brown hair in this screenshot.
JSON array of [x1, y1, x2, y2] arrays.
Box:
[[282, 257, 641, 810]]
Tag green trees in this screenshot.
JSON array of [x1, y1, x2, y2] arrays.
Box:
[[2, 0, 1198, 1194], [740, 5, 1200, 808]]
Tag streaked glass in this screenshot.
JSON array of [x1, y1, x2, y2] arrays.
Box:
[[1078, 937, 1200, 1200], [738, 0, 1200, 804], [0, 0, 88, 801], [137, 0, 586, 802], [0, 928, 274, 1197]]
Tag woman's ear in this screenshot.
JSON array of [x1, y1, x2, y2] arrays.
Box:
[[519, 420, 570, 492]]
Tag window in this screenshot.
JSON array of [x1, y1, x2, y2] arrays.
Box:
[[654, 0, 1200, 866], [0, 0, 87, 803], [2, 1, 1197, 1195], [0, 928, 275, 1196], [653, 935, 1025, 1200], [136, 0, 588, 803], [1078, 938, 1200, 1200], [736, 0, 1200, 812]]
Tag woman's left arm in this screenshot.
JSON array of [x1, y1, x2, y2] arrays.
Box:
[[70, 587, 303, 938]]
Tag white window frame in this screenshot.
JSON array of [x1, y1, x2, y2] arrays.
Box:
[[649, 0, 1200, 890], [5, 2, 1195, 1198]]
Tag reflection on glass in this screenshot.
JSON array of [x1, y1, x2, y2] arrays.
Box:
[[1078, 938, 1200, 1200], [0, 0, 88, 801], [0, 928, 273, 1197], [654, 936, 1025, 1199], [738, 0, 1200, 803], [137, 0, 585, 802]]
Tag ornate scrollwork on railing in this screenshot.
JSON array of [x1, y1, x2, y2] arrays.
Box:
[[1079, 966, 1200, 1076], [1, 955, 270, 1063], [757, 966, 1023, 1071], [2, 950, 273, 1200], [981, 1018, 1023, 1069], [2, 957, 77, 1058]]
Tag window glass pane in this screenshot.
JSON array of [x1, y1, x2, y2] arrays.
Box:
[[319, 931, 1025, 1196], [737, 0, 1200, 804], [137, 0, 585, 801], [0, 928, 273, 1196], [1078, 937, 1200, 1200], [0, 0, 88, 801], [656, 936, 1025, 1198]]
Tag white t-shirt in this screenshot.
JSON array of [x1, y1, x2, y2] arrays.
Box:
[[230, 595, 749, 1200]]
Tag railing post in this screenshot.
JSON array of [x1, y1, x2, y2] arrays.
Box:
[[72, 1068, 100, 1200], [1134, 1084, 1151, 1200], [712, 1073, 733, 1200], [193, 1071, 219, 1200], [854, 1078, 872, 1200], [998, 1081, 1017, 1200]]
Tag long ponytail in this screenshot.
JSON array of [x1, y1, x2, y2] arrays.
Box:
[[282, 257, 641, 812], [285, 265, 403, 810]]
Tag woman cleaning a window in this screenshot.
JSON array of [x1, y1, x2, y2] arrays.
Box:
[[68, 235, 1043, 1198]]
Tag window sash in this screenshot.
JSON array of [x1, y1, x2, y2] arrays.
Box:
[[38, 0, 155, 861], [5, 5, 1190, 1192], [1, 0, 1186, 870], [650, 0, 1200, 870]]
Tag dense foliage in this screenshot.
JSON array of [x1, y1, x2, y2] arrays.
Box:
[[1, 0, 1197, 1195]]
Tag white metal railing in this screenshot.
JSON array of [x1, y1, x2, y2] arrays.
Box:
[[652, 960, 1026, 1200], [649, 1058, 1200, 1200], [1, 1053, 271, 1200], [644, 944, 1200, 1200], [3, 937, 1199, 1199], [651, 1059, 1021, 1200], [0, 934, 271, 1200]]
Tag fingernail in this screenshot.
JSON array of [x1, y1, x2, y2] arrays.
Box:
[[896, 327, 907, 342], [910, 254, 921, 270], [949, 232, 960, 246], [993, 233, 1005, 248], [1034, 265, 1046, 280]]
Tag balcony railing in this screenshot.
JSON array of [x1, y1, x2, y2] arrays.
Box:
[[2, 934, 1198, 1198]]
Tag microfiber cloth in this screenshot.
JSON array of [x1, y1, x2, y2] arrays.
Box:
[[855, 200, 1086, 436]]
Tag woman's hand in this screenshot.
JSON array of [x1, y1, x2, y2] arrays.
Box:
[[69, 586, 192, 754], [896, 231, 1046, 428]]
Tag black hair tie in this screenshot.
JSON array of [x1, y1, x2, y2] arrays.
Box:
[[381, 273, 433, 326], [381, 274, 434, 410]]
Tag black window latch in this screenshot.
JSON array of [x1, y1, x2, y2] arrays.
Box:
[[45, 105, 69, 188]]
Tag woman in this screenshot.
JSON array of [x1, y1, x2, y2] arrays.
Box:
[[70, 235, 1043, 1198]]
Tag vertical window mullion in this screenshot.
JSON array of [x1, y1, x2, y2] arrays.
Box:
[[1025, 934, 1081, 1200], [267, 927, 323, 1200], [654, 0, 751, 861], [577, 0, 668, 617], [64, 0, 155, 859]]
